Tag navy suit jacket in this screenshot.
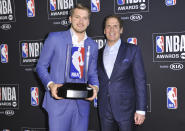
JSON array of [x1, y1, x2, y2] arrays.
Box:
[[98, 40, 147, 122], [36, 29, 99, 115]]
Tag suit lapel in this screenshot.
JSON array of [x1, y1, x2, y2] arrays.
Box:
[[65, 30, 73, 46], [110, 41, 127, 80], [84, 38, 90, 75], [84, 38, 90, 51]]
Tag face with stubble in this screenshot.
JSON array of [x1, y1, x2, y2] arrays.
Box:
[[69, 8, 90, 34]]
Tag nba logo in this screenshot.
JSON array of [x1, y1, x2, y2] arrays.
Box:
[[167, 87, 178, 109], [91, 0, 100, 12], [70, 47, 85, 79], [1, 44, 8, 63], [127, 38, 137, 45], [26, 0, 35, 17], [22, 43, 28, 58], [165, 0, 176, 6], [31, 87, 39, 106], [117, 0, 125, 5], [50, 0, 57, 11], [156, 36, 164, 53]]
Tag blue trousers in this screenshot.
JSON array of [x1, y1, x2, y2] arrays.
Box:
[[99, 97, 133, 131], [48, 100, 90, 131]]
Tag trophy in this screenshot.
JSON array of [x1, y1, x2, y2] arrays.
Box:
[[57, 44, 93, 99]]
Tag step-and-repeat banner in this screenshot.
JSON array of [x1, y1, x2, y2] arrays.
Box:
[[0, 0, 185, 131]]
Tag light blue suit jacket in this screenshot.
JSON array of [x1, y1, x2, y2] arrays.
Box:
[[36, 29, 99, 115]]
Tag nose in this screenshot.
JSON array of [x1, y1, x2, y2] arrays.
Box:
[[110, 26, 114, 31], [79, 18, 83, 23]]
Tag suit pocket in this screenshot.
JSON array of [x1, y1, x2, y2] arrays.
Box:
[[122, 58, 129, 63], [119, 60, 131, 70]]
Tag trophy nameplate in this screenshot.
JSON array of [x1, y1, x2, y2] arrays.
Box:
[[57, 45, 93, 99], [57, 83, 93, 98]]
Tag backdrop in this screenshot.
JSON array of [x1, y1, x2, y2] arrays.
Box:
[[0, 0, 185, 131]]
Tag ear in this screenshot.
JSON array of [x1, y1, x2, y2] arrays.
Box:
[[87, 19, 90, 27], [120, 27, 123, 34], [69, 16, 72, 23]]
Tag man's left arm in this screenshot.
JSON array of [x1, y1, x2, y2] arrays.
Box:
[[132, 46, 147, 125], [86, 42, 99, 101]]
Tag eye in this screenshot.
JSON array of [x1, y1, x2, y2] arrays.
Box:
[[106, 25, 111, 29], [74, 16, 80, 19], [83, 17, 88, 20], [114, 25, 119, 28]]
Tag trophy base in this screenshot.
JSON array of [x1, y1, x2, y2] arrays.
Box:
[[57, 83, 93, 99]]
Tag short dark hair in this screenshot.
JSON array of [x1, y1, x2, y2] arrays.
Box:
[[103, 15, 123, 29], [70, 3, 91, 18]]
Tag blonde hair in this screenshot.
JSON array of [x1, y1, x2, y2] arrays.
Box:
[[70, 3, 91, 19]]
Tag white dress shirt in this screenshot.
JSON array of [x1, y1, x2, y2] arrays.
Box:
[[103, 39, 121, 79], [103, 39, 145, 115], [70, 28, 87, 47]]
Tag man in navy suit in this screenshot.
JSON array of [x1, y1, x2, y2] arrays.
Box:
[[36, 4, 99, 131], [98, 15, 147, 131]]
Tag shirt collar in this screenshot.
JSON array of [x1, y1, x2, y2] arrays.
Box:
[[104, 39, 121, 53], [70, 28, 88, 43]]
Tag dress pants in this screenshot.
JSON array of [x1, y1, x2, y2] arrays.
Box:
[[100, 97, 133, 131], [48, 100, 90, 131]]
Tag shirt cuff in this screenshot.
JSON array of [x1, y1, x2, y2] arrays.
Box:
[[136, 110, 145, 115], [47, 81, 54, 91]]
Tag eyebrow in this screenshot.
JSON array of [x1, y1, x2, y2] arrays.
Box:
[[106, 24, 119, 26]]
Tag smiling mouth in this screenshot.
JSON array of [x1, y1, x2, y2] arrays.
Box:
[[77, 24, 84, 27], [109, 33, 115, 36]]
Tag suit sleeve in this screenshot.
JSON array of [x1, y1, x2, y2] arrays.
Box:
[[36, 33, 56, 90], [87, 41, 99, 87], [132, 46, 147, 111]]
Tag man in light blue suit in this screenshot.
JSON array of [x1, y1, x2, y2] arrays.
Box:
[[98, 15, 147, 131], [36, 4, 99, 131]]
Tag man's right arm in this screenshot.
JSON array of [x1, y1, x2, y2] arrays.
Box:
[[36, 33, 56, 90]]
